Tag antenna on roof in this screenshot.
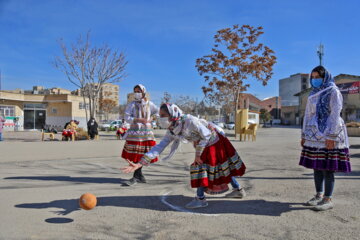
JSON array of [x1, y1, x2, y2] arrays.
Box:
[[317, 43, 324, 66]]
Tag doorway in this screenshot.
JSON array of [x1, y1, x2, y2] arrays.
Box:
[[24, 103, 47, 129]]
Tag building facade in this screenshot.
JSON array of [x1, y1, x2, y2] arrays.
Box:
[[72, 83, 120, 121], [279, 73, 309, 107], [1, 87, 92, 131], [293, 74, 360, 125], [238, 93, 281, 119]]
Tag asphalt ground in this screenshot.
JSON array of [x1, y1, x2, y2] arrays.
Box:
[[0, 127, 359, 240]]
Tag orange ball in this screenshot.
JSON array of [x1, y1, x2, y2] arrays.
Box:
[[79, 193, 97, 210]]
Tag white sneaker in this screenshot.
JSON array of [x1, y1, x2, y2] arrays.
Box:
[[185, 197, 208, 209], [225, 188, 246, 198], [313, 199, 334, 211], [305, 195, 323, 206]]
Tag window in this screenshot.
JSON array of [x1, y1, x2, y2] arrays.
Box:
[[356, 109, 360, 120], [0, 105, 15, 117], [284, 113, 292, 118], [79, 102, 89, 110], [248, 114, 256, 119], [51, 108, 57, 114]]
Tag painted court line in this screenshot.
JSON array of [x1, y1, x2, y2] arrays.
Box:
[[160, 191, 219, 216]]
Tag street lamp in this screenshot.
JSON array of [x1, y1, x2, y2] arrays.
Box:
[[317, 43, 324, 66]]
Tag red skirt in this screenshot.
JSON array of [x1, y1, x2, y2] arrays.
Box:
[[190, 133, 246, 194], [122, 140, 158, 163]]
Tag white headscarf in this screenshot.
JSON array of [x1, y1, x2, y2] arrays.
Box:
[[134, 84, 146, 96], [164, 103, 183, 121], [133, 84, 150, 120]]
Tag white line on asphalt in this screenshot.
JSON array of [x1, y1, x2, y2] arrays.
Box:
[[160, 191, 219, 216]]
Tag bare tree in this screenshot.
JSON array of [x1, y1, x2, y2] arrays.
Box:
[[54, 32, 127, 121], [118, 104, 127, 120], [161, 92, 172, 103], [173, 95, 197, 114], [196, 25, 277, 114]]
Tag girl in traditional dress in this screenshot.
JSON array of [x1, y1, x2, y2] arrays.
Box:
[[121, 84, 159, 186], [122, 103, 246, 208], [300, 66, 351, 211]]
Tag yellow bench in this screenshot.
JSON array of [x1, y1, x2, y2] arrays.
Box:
[[41, 130, 55, 141], [242, 123, 258, 141]]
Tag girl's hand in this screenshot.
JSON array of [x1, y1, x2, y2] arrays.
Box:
[[121, 160, 142, 173], [325, 139, 335, 150], [301, 138, 305, 147], [194, 156, 203, 165]]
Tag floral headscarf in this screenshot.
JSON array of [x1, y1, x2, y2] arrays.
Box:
[[309, 68, 338, 133], [133, 84, 150, 120]]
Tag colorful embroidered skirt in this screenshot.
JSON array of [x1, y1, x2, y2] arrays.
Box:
[[190, 133, 246, 194], [299, 146, 351, 172], [121, 128, 158, 163]]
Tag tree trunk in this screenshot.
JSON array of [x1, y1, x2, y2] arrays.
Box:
[[82, 94, 89, 123], [88, 95, 93, 118]]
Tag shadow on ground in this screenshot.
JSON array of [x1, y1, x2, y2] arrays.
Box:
[[15, 195, 306, 217], [5, 176, 125, 184], [3, 175, 184, 189], [350, 144, 360, 149]]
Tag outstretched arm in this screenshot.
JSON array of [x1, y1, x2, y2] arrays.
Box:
[[121, 133, 174, 173]]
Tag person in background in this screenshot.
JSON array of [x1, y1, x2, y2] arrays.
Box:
[[87, 117, 98, 140], [0, 114, 5, 141]]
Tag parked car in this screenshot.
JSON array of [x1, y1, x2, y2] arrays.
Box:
[[212, 121, 225, 129], [225, 122, 235, 130], [100, 120, 123, 131]]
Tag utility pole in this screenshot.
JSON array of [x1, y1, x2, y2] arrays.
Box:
[[317, 43, 324, 66]]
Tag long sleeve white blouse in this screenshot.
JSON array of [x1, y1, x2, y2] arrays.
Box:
[[140, 115, 214, 164], [302, 86, 349, 148]]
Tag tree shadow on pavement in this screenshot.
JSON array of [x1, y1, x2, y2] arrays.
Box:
[[5, 176, 126, 184], [350, 144, 360, 149], [15, 195, 306, 217]]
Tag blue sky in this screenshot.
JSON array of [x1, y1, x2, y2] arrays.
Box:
[[1, 0, 359, 105]]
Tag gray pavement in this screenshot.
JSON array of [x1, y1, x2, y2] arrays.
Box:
[[0, 128, 359, 240]]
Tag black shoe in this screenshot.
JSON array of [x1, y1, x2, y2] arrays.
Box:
[[137, 175, 146, 183], [123, 178, 138, 186]]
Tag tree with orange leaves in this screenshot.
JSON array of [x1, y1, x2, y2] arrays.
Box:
[[196, 25, 277, 113]]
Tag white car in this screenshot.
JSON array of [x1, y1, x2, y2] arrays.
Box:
[[100, 120, 123, 131], [213, 121, 225, 129], [225, 122, 235, 130]]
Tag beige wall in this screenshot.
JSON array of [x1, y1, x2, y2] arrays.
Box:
[[0, 91, 92, 129]]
